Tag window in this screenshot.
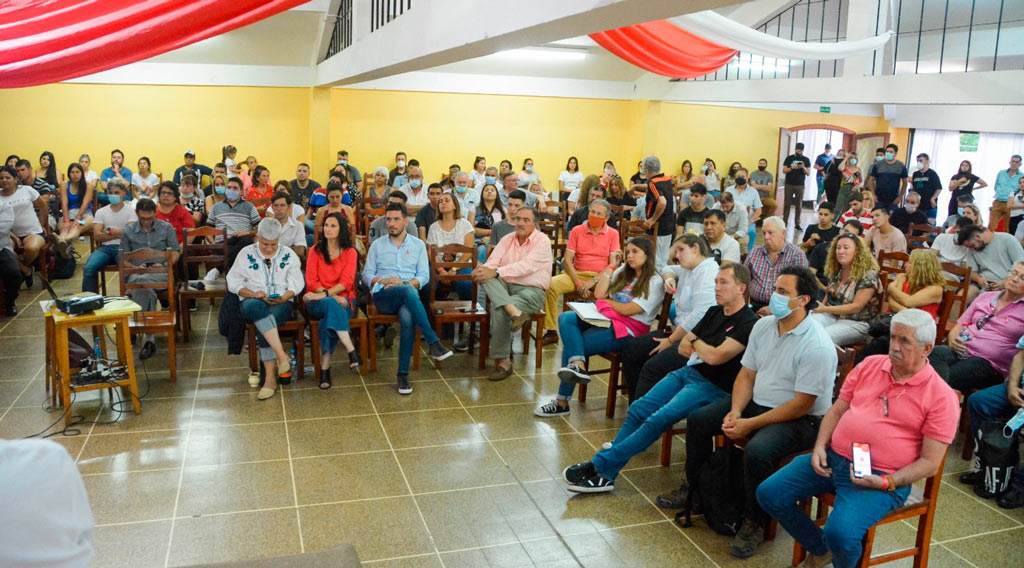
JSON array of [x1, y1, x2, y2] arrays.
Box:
[[959, 132, 979, 153]]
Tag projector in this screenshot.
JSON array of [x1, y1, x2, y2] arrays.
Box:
[[56, 293, 105, 315]]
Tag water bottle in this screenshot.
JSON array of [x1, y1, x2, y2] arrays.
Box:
[[289, 349, 296, 371], [93, 337, 105, 372]]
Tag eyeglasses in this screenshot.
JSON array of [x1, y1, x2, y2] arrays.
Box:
[[975, 313, 994, 330], [1007, 272, 1024, 283]]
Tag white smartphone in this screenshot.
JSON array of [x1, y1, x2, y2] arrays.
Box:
[[852, 442, 872, 479]]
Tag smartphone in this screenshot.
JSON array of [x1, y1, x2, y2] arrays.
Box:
[[852, 442, 872, 479], [268, 293, 281, 299]]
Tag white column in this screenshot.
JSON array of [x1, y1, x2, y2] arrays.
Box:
[[843, 0, 888, 78]]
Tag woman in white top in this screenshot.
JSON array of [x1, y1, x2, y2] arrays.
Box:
[[468, 156, 488, 191], [517, 157, 539, 189], [697, 158, 721, 200], [559, 156, 585, 199], [78, 154, 99, 192], [228, 217, 305, 400], [537, 237, 666, 417], [131, 157, 159, 202], [427, 192, 475, 301], [0, 166, 47, 283]]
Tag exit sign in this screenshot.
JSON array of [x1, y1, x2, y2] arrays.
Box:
[[820, 106, 831, 113]]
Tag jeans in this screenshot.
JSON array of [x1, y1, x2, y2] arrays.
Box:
[[306, 297, 354, 355], [757, 449, 910, 568], [747, 224, 757, 253], [373, 285, 439, 374], [555, 311, 633, 400], [226, 235, 254, 272], [239, 299, 294, 361], [967, 383, 1021, 442], [621, 330, 688, 400], [929, 345, 1004, 392], [82, 244, 119, 292], [686, 398, 821, 525], [593, 366, 728, 480], [0, 249, 21, 307]]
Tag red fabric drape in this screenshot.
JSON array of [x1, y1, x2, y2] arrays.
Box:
[[590, 20, 737, 79], [0, 0, 307, 88]]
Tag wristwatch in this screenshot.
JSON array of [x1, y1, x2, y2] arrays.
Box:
[[402, 279, 409, 286]]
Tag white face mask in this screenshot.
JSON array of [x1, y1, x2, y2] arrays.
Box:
[[397, 160, 406, 168]]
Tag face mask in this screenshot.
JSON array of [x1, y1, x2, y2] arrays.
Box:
[[587, 215, 607, 231], [181, 192, 194, 200], [769, 292, 794, 319], [885, 152, 895, 160], [397, 160, 406, 168], [917, 161, 925, 168], [757, 165, 766, 171], [849, 158, 858, 165], [214, 185, 226, 195], [525, 165, 534, 173], [225, 189, 240, 201], [485, 176, 495, 184], [409, 179, 422, 189], [107, 195, 122, 205], [957, 207, 965, 216], [338, 159, 347, 166], [905, 204, 918, 213], [455, 184, 468, 194], [700, 165, 708, 172], [735, 177, 747, 186], [876, 156, 884, 162]]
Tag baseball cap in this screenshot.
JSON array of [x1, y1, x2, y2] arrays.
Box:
[[184, 149, 195, 157]]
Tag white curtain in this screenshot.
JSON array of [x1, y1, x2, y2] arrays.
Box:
[[794, 129, 844, 201], [911, 129, 1024, 226]]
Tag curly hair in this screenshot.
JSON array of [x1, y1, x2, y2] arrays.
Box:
[[824, 233, 878, 281], [906, 249, 945, 293]]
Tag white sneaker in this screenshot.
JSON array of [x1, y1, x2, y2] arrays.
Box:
[[601, 441, 613, 450], [204, 267, 220, 281]]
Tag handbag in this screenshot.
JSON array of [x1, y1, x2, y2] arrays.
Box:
[[973, 421, 1020, 497], [867, 313, 894, 338]]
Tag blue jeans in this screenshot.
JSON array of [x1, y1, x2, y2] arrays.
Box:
[[306, 297, 354, 355], [82, 244, 119, 292], [373, 285, 440, 374], [240, 299, 294, 361], [757, 449, 911, 568], [747, 224, 757, 252], [556, 311, 633, 400], [592, 366, 728, 480]]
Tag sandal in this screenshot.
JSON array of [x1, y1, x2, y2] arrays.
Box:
[[319, 368, 332, 390], [277, 358, 292, 383], [348, 349, 361, 371]]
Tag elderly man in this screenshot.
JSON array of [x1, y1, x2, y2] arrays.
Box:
[[567, 185, 617, 232], [867, 206, 907, 254], [120, 198, 179, 360], [675, 266, 837, 559], [760, 309, 958, 568], [930, 261, 1024, 392], [959, 224, 1024, 303], [206, 177, 260, 279], [499, 171, 542, 210], [542, 199, 620, 346], [745, 216, 808, 312], [82, 179, 137, 293], [704, 210, 741, 264], [397, 166, 429, 212], [888, 190, 928, 233], [633, 155, 675, 270], [474, 206, 553, 380], [451, 171, 479, 220], [269, 191, 307, 259], [364, 203, 453, 394], [489, 190, 524, 245]]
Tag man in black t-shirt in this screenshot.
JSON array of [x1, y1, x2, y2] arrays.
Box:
[[782, 143, 812, 230], [632, 155, 674, 270], [910, 153, 942, 223], [413, 183, 443, 240], [889, 191, 928, 233], [289, 163, 321, 208], [675, 183, 712, 236], [562, 263, 758, 493], [800, 202, 839, 254]]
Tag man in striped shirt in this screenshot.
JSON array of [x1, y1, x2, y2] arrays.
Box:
[[206, 177, 260, 277], [744, 216, 808, 313]]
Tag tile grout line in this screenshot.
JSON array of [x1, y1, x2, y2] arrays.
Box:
[[280, 377, 305, 553], [941, 478, 1024, 527], [0, 287, 44, 335], [934, 523, 1024, 545], [0, 362, 42, 424], [162, 304, 210, 568], [936, 543, 981, 568]]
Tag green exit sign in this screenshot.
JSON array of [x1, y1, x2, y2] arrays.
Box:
[[820, 106, 831, 113]]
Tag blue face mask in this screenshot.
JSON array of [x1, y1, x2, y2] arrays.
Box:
[[107, 195, 122, 205], [214, 185, 226, 195], [409, 179, 422, 189], [485, 176, 496, 185], [225, 189, 240, 202], [957, 207, 965, 216], [884, 152, 895, 160], [769, 292, 794, 319], [875, 155, 884, 162], [700, 164, 709, 172], [338, 159, 347, 166], [455, 184, 469, 194], [525, 165, 534, 173]]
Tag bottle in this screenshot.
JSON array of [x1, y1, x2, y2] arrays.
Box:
[[289, 348, 296, 371], [93, 337, 106, 372]]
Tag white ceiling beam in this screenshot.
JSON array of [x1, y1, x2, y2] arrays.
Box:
[[66, 62, 314, 88], [313, 0, 343, 66]]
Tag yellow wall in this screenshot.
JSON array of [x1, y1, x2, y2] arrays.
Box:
[[1, 83, 902, 190]]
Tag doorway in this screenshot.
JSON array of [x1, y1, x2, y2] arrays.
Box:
[[776, 124, 855, 229]]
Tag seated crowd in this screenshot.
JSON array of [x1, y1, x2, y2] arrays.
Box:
[[4, 146, 1024, 567]]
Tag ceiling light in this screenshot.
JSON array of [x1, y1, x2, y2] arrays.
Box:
[[489, 47, 587, 62]]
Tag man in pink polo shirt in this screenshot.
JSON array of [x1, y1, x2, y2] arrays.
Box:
[[473, 206, 553, 381], [929, 260, 1024, 392], [541, 199, 621, 346], [758, 309, 959, 568]]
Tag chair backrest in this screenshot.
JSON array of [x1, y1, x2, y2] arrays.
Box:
[[656, 293, 674, 330], [877, 250, 909, 275], [934, 289, 957, 336], [908, 223, 941, 238], [250, 197, 271, 216], [941, 261, 972, 321], [906, 233, 932, 251], [427, 243, 479, 306], [834, 345, 857, 400], [118, 248, 176, 313], [181, 226, 229, 270]]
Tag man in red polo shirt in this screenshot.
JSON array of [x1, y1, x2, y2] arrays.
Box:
[[758, 309, 959, 568], [542, 199, 620, 345]]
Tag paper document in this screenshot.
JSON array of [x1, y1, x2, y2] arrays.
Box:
[[568, 302, 611, 328]]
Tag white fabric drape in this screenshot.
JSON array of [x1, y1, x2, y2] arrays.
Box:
[[794, 129, 843, 201], [671, 10, 892, 61]]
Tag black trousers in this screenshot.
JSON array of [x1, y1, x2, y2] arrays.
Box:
[[685, 398, 820, 525], [929, 345, 1004, 392], [225, 235, 254, 272], [0, 249, 21, 308], [622, 330, 689, 400]]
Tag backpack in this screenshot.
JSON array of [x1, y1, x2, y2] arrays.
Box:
[[49, 249, 78, 280], [676, 446, 745, 536], [974, 421, 1019, 497], [67, 328, 93, 370]]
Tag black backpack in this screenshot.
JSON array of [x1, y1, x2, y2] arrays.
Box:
[[676, 446, 745, 536], [48, 248, 79, 280]]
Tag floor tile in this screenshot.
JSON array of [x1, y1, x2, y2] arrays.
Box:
[[287, 414, 390, 457], [0, 402, 102, 438], [467, 402, 575, 441], [176, 461, 294, 517], [378, 407, 484, 449], [566, 521, 714, 567], [0, 356, 46, 381], [132, 370, 201, 400], [184, 421, 289, 466], [489, 433, 598, 483], [90, 396, 194, 434], [91, 520, 172, 568], [395, 442, 515, 494], [366, 380, 461, 413], [167, 508, 301, 567], [942, 526, 1024, 567], [0, 379, 32, 407], [447, 376, 540, 406], [300, 497, 434, 561], [562, 398, 627, 433], [363, 357, 442, 383], [929, 481, 1020, 541], [190, 392, 284, 426], [82, 469, 179, 524], [579, 428, 687, 471], [520, 479, 665, 535], [292, 451, 409, 505], [365, 555, 443, 567], [77, 429, 187, 474], [282, 384, 374, 420]]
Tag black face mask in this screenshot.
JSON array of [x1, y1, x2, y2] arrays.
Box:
[[757, 165, 766, 171], [735, 177, 747, 186]]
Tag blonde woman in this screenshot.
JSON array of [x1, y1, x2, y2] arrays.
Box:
[[811, 232, 880, 345], [886, 249, 945, 317]]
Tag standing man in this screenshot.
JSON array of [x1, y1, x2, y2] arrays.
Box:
[[992, 154, 1023, 232], [814, 143, 833, 200], [173, 150, 213, 186], [634, 155, 674, 270], [120, 198, 180, 360], [290, 163, 321, 208], [745, 217, 808, 312], [782, 143, 812, 230], [82, 179, 137, 293], [474, 206, 553, 380], [750, 158, 776, 218], [910, 153, 943, 224], [869, 143, 909, 211]]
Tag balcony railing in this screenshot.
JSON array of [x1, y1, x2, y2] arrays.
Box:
[[324, 0, 412, 60]]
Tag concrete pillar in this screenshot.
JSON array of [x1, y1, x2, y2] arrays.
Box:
[[844, 0, 888, 78]]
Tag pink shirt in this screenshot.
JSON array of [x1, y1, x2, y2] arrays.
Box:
[[958, 290, 1024, 375], [567, 223, 620, 273], [485, 229, 553, 289], [831, 355, 959, 474]]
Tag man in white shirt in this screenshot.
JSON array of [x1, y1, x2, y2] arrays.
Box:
[[397, 166, 429, 212], [451, 171, 479, 220], [270, 191, 307, 259], [83, 179, 137, 292], [704, 210, 741, 264]]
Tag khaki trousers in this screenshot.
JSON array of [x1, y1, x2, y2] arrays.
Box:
[[544, 271, 597, 331]]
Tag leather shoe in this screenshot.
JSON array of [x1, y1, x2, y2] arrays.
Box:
[[958, 470, 983, 486], [139, 340, 156, 360], [489, 366, 514, 381], [4, 305, 17, 317], [540, 330, 559, 346], [997, 483, 1024, 509]]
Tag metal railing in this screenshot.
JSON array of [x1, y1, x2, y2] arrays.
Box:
[[371, 0, 412, 32], [326, 0, 354, 59], [324, 0, 412, 60]]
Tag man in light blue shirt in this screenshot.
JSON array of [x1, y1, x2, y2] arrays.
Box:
[[363, 203, 453, 393], [991, 154, 1023, 231], [451, 171, 480, 221], [99, 149, 133, 205]]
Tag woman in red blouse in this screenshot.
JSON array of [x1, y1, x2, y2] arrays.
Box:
[[245, 165, 274, 218], [155, 181, 196, 243], [304, 212, 360, 389]]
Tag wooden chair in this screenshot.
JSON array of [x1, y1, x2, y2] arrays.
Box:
[[907, 223, 941, 242], [306, 305, 369, 376], [427, 243, 489, 370], [792, 449, 948, 567], [940, 261, 972, 325], [177, 226, 229, 342], [250, 196, 272, 219], [877, 250, 909, 276], [536, 211, 562, 275], [366, 302, 421, 373], [119, 248, 178, 381], [88, 231, 120, 296], [245, 298, 307, 381]]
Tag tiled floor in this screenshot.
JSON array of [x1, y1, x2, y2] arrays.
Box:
[[1, 239, 1020, 568]]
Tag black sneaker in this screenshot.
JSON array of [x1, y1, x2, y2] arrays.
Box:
[[794, 225, 804, 231], [429, 341, 453, 361], [563, 461, 597, 484], [188, 299, 198, 312], [383, 326, 397, 349], [655, 483, 690, 510], [567, 473, 615, 493], [729, 519, 764, 559], [958, 470, 983, 486], [557, 362, 591, 385], [397, 373, 412, 395], [534, 400, 570, 417]]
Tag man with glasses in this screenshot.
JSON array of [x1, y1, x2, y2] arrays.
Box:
[[929, 261, 1024, 392], [397, 166, 429, 213]]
